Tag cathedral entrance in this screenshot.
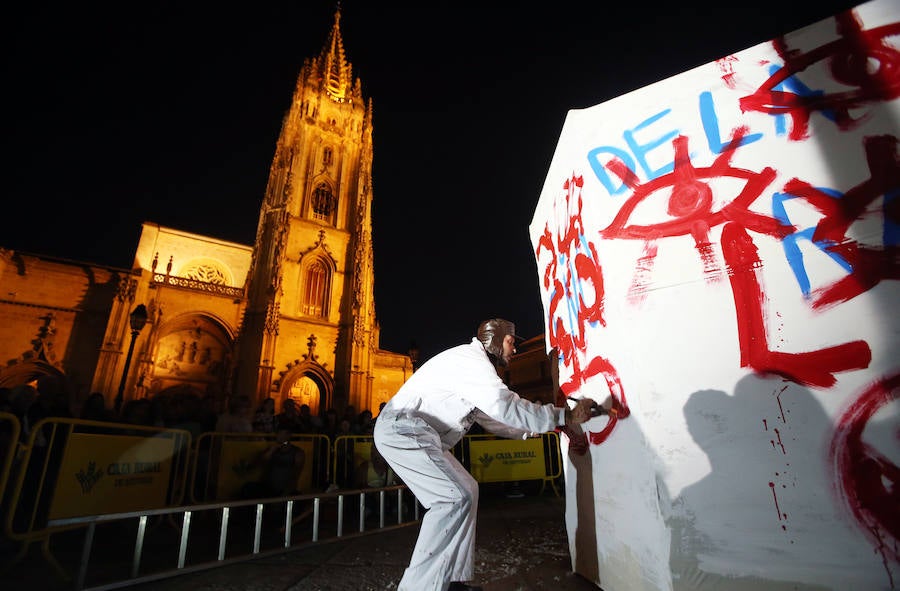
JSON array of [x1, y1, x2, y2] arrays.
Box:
[[288, 375, 321, 415], [279, 362, 333, 417]]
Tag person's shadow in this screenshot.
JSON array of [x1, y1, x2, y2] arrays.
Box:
[[670, 374, 896, 590]]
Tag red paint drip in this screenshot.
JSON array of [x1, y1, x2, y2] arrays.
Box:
[[627, 239, 658, 306], [776, 385, 788, 423], [773, 428, 786, 454], [769, 481, 784, 521], [716, 55, 739, 89]]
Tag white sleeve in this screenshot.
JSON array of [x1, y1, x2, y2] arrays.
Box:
[[473, 410, 534, 439]]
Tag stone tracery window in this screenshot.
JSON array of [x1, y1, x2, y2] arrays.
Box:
[[302, 258, 330, 318], [182, 263, 227, 285], [311, 183, 336, 224]]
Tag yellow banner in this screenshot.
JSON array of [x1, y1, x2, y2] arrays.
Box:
[[216, 439, 314, 500], [468, 437, 546, 482], [353, 441, 373, 469], [48, 433, 175, 520]]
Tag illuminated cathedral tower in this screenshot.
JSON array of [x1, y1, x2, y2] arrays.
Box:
[[235, 9, 384, 414], [0, 9, 413, 415]]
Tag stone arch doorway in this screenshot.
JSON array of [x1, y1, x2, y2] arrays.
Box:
[[148, 313, 235, 400], [278, 361, 333, 417], [0, 360, 66, 390]]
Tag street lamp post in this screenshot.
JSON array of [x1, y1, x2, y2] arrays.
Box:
[[114, 304, 149, 415]]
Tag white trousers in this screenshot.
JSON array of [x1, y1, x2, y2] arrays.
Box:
[[373, 414, 478, 591]]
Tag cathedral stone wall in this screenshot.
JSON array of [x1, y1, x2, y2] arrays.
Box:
[[0, 249, 127, 404]]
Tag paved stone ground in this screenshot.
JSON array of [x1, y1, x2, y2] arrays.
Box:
[[1, 482, 602, 591]]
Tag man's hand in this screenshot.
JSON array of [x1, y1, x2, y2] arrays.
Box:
[[564, 398, 597, 426]]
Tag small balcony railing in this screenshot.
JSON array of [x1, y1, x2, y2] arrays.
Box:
[[152, 274, 244, 298]]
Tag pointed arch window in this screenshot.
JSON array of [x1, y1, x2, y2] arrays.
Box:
[[311, 183, 337, 225], [301, 258, 330, 318], [323, 147, 333, 167]]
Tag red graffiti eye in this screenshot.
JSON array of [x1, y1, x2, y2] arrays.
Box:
[[600, 134, 778, 243], [603, 174, 758, 240], [739, 13, 900, 141]]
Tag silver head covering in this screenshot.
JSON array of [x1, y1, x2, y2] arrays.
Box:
[[476, 318, 522, 359]]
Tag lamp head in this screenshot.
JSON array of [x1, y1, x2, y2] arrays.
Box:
[[129, 304, 149, 332]]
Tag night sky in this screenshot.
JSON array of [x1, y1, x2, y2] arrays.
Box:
[[5, 1, 864, 362]]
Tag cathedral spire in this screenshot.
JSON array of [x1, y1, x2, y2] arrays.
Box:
[[318, 6, 352, 102]]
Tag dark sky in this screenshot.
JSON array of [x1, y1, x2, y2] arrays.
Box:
[[5, 1, 863, 362]]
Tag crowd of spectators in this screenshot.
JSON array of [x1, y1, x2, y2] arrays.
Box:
[[0, 383, 398, 553], [1, 384, 384, 484], [0, 384, 380, 442]]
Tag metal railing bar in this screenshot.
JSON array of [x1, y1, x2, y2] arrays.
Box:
[[75, 521, 95, 591], [132, 515, 147, 578], [253, 504, 263, 554], [312, 497, 320, 542], [283, 500, 293, 548], [336, 495, 344, 537], [177, 511, 191, 568], [217, 507, 229, 561]]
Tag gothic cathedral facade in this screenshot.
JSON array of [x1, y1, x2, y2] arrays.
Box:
[[0, 10, 414, 416]]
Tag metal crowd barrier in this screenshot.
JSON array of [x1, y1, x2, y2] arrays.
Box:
[[2, 417, 192, 580], [334, 431, 563, 494], [0, 419, 562, 589], [332, 434, 381, 489], [46, 483, 421, 591], [454, 431, 563, 496], [0, 411, 21, 511], [190, 432, 331, 504]]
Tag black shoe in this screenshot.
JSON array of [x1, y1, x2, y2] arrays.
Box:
[[448, 583, 483, 591]]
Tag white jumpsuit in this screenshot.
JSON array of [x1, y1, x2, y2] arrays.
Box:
[[374, 338, 565, 591]]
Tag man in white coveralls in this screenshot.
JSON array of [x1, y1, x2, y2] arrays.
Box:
[[374, 318, 597, 591]]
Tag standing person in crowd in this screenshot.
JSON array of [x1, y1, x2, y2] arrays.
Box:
[[320, 407, 340, 441], [341, 404, 357, 426], [373, 401, 387, 424], [253, 397, 276, 433], [275, 399, 302, 433], [353, 408, 375, 435], [215, 395, 253, 433], [297, 403, 322, 433], [374, 318, 597, 591], [120, 398, 153, 426], [198, 395, 221, 434], [241, 427, 306, 499], [79, 392, 115, 422]]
